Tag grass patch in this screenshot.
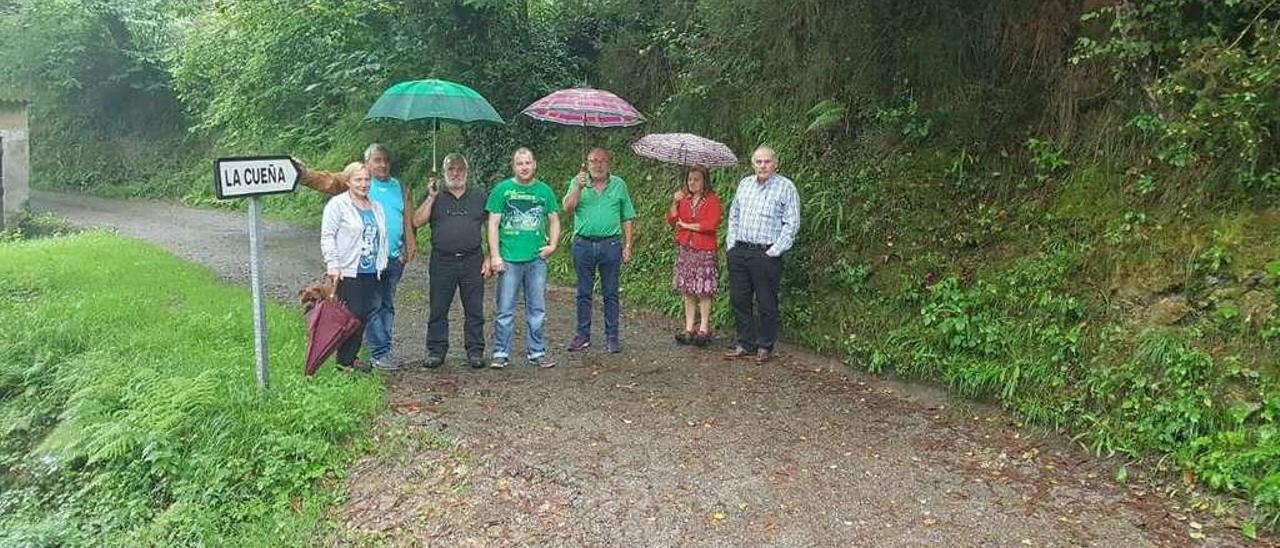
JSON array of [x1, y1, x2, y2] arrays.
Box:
[[0, 232, 383, 546]]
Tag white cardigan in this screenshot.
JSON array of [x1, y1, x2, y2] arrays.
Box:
[[321, 192, 390, 278]]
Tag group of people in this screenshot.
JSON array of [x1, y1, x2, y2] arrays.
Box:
[[311, 143, 799, 372]]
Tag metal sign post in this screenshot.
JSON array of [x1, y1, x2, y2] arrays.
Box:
[[213, 156, 300, 390], [1, 139, 6, 231], [247, 196, 269, 390]]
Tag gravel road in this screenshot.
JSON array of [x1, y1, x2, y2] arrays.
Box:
[[33, 190, 1263, 547]]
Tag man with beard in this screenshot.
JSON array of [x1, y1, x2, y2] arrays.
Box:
[[413, 153, 490, 369]]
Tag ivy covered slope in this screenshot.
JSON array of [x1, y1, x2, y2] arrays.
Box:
[[2, 0, 1278, 526], [0, 230, 382, 545]]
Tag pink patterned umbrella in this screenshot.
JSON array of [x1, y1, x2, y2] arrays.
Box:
[[520, 88, 645, 128], [631, 133, 738, 168]]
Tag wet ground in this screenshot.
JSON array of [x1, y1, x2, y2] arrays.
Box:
[[33, 190, 1268, 547]]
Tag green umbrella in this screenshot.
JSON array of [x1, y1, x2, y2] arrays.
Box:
[[365, 79, 504, 172]]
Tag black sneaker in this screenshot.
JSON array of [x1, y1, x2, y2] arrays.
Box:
[[466, 354, 485, 369], [489, 356, 508, 369], [675, 331, 693, 345], [529, 355, 556, 368], [606, 340, 622, 354], [424, 355, 445, 369]]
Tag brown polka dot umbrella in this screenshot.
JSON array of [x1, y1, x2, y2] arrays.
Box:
[[631, 133, 738, 168]]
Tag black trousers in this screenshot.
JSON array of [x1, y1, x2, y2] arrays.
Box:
[[336, 273, 379, 366], [427, 250, 485, 358], [727, 245, 782, 351]]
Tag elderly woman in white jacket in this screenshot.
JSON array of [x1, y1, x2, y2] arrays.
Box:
[[321, 161, 389, 372]]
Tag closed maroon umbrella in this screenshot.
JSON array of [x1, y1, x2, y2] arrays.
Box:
[[631, 133, 738, 168], [304, 297, 362, 376], [520, 88, 645, 128]]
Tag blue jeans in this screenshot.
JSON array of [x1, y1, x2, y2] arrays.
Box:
[[365, 258, 403, 360], [572, 237, 622, 342], [493, 258, 548, 360]]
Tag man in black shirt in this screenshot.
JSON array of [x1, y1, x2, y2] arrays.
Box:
[[413, 153, 491, 368]]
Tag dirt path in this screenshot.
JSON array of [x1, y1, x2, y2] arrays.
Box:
[[33, 190, 1263, 547]]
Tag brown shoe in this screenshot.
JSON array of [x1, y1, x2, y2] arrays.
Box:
[[754, 348, 773, 364], [723, 346, 753, 359]]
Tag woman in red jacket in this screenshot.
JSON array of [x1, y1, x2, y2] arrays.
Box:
[[666, 165, 723, 346]]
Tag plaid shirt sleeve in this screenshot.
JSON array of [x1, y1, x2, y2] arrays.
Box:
[[767, 179, 800, 256], [725, 179, 742, 249]]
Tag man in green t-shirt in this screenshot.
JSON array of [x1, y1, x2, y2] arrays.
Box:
[[561, 148, 636, 354], [485, 147, 561, 369]]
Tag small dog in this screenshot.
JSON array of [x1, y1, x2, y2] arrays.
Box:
[[297, 277, 337, 313]]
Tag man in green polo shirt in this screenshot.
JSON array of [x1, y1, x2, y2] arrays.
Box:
[[561, 147, 636, 353]]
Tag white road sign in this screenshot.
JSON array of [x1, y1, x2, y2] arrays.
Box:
[[211, 154, 302, 390], [214, 156, 299, 199]]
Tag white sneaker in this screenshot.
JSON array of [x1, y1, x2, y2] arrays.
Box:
[[371, 356, 400, 371]]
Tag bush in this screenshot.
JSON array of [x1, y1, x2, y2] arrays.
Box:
[[0, 211, 78, 242]]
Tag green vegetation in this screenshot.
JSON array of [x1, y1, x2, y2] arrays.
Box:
[[0, 211, 78, 242], [0, 232, 382, 545], [3, 0, 1279, 531]]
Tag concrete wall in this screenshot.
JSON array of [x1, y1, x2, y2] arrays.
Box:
[[0, 102, 29, 213], [0, 103, 27, 130]]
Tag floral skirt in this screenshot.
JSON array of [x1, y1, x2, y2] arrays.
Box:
[[672, 245, 719, 296]]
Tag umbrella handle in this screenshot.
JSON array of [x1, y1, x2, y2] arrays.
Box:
[[432, 118, 438, 173], [326, 275, 340, 300]]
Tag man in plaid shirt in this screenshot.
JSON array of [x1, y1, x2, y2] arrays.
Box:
[[723, 146, 800, 363]]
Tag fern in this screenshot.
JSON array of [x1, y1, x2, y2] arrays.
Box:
[[805, 99, 847, 133]]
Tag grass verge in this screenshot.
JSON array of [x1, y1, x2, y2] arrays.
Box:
[[0, 231, 382, 546]]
